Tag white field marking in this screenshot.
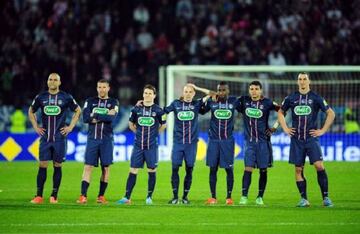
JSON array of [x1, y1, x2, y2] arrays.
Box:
[[1, 222, 359, 227]]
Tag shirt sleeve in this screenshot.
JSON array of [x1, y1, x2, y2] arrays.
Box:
[[129, 107, 137, 123], [317, 95, 330, 112], [164, 101, 175, 114], [67, 94, 79, 111], [236, 96, 244, 112], [30, 95, 41, 112], [157, 108, 167, 125], [280, 96, 291, 112], [82, 98, 93, 124], [270, 99, 281, 112]]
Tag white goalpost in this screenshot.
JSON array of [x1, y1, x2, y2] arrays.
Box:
[[160, 65, 360, 162]]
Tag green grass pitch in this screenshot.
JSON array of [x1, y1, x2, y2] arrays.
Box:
[[0, 161, 359, 233]]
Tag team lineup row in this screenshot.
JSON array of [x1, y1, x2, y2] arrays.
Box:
[[28, 72, 335, 207]]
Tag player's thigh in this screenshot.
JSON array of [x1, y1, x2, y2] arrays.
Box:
[[256, 141, 272, 168], [53, 140, 67, 163], [171, 144, 185, 167], [99, 139, 114, 166], [289, 137, 306, 165], [219, 138, 235, 168], [206, 140, 220, 167], [130, 145, 145, 168], [305, 138, 323, 164], [39, 140, 53, 161], [144, 147, 158, 169], [244, 141, 257, 168], [184, 142, 197, 167], [84, 139, 101, 167]]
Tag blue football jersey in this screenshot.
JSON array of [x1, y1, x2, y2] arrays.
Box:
[[238, 96, 280, 142], [281, 91, 330, 140], [30, 91, 79, 142], [129, 104, 166, 150], [82, 97, 119, 140], [164, 99, 204, 144], [203, 96, 241, 140]]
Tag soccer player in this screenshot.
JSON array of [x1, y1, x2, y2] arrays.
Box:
[[278, 72, 335, 207], [117, 84, 166, 205], [28, 73, 81, 204], [237, 81, 280, 205], [202, 81, 241, 205], [77, 79, 119, 204], [165, 84, 213, 204]]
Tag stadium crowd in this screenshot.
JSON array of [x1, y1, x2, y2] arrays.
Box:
[[0, 0, 360, 132]]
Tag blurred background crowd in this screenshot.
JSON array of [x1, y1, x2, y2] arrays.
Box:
[[0, 0, 359, 133]]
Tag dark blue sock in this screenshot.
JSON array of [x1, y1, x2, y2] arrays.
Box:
[[183, 166, 193, 199], [125, 173, 137, 199], [98, 181, 108, 196], [36, 167, 47, 197], [51, 167, 62, 198], [296, 180, 307, 199], [209, 167, 218, 198], [317, 170, 329, 199], [147, 172, 156, 198], [242, 171, 252, 197], [81, 180, 89, 196], [225, 168, 234, 199], [171, 167, 179, 199], [258, 169, 267, 198]]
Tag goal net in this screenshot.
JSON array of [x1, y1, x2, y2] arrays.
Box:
[[160, 66, 360, 162]]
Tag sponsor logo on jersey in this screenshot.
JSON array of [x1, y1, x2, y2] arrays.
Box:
[[138, 117, 155, 126], [214, 109, 232, 120], [294, 105, 312, 115], [92, 107, 109, 115], [44, 105, 61, 116], [177, 111, 195, 121], [245, 108, 263, 119]]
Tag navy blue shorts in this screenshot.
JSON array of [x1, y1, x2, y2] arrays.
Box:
[[39, 139, 67, 163], [244, 140, 273, 168], [172, 142, 197, 167], [84, 138, 114, 167], [206, 138, 234, 169], [289, 137, 323, 165], [130, 145, 158, 169]]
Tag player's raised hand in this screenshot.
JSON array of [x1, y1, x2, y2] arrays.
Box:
[[284, 127, 296, 136], [135, 100, 143, 107], [60, 126, 73, 136], [35, 126, 46, 136], [265, 128, 276, 136], [309, 129, 324, 137], [108, 109, 116, 115]]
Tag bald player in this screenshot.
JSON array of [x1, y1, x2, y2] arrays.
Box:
[[29, 73, 81, 204]]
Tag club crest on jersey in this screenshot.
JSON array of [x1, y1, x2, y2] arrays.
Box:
[[177, 111, 195, 121], [92, 107, 108, 115], [58, 100, 63, 105], [44, 105, 61, 116], [245, 108, 263, 119], [229, 104, 233, 109], [214, 109, 232, 120], [107, 104, 111, 108], [308, 99, 313, 104], [294, 105, 312, 116], [138, 117, 155, 126], [151, 112, 156, 117]]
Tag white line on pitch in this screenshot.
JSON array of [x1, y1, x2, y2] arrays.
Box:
[[1, 222, 359, 227]]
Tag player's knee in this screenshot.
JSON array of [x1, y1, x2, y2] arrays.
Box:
[[130, 168, 139, 174], [260, 168, 267, 174], [185, 166, 193, 174], [210, 167, 218, 173], [245, 167, 253, 172], [147, 168, 156, 173], [53, 161, 62, 167], [39, 161, 48, 168], [313, 161, 325, 171]]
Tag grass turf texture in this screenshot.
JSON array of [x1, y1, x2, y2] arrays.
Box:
[[0, 161, 359, 233]]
